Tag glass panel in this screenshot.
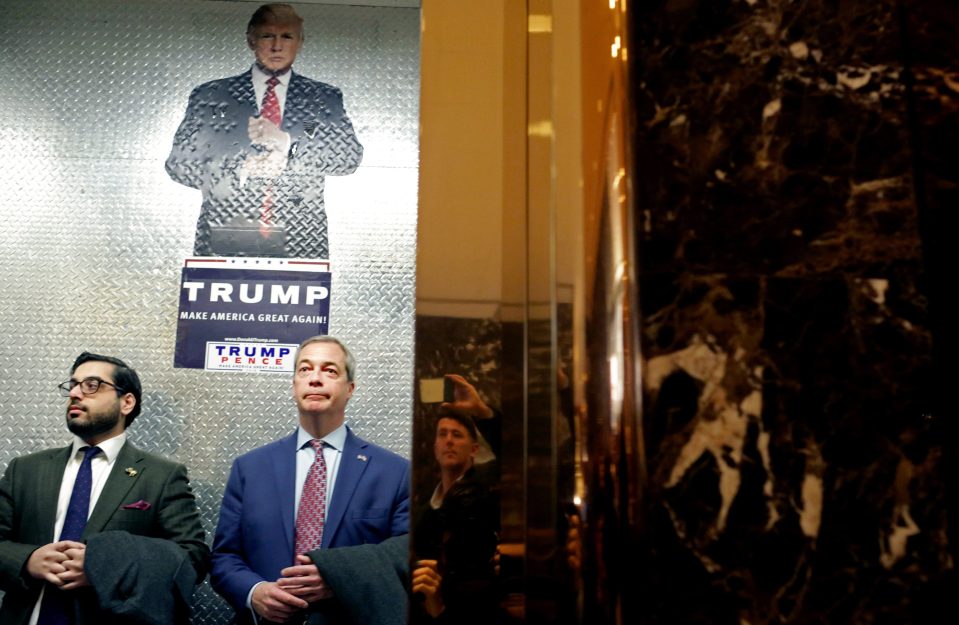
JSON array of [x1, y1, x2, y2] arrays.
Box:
[[415, 1, 645, 623]]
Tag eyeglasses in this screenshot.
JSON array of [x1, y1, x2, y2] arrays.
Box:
[[57, 377, 124, 397]]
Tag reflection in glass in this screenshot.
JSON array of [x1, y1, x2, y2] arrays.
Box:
[[411, 375, 506, 623], [415, 1, 642, 623]]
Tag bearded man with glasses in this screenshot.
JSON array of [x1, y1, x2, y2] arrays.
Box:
[[0, 352, 209, 625]]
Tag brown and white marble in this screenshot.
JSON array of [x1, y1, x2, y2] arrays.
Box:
[[630, 0, 955, 623]]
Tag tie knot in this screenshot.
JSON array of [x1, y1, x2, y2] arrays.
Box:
[[81, 446, 102, 461], [309, 439, 325, 454], [267, 75, 279, 87]]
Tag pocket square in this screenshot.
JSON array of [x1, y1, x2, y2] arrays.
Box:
[[121, 500, 152, 511]]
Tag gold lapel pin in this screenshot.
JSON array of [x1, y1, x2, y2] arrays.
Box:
[[125, 467, 138, 477]]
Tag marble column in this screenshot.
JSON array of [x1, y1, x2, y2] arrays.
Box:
[[631, 1, 956, 623]]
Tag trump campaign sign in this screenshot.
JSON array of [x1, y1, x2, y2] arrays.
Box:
[[174, 257, 331, 372]]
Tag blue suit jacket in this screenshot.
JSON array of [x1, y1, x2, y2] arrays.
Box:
[[210, 427, 409, 619], [165, 69, 363, 258]]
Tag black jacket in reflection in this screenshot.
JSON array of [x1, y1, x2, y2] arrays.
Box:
[[414, 420, 506, 624]]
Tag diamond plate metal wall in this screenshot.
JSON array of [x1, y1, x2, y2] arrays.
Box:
[[0, 1, 418, 622]]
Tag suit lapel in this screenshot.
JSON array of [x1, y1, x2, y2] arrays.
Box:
[[230, 70, 257, 113], [35, 446, 72, 541], [273, 432, 298, 555], [283, 72, 300, 132], [283, 72, 311, 136], [83, 442, 143, 536], [322, 428, 370, 548]]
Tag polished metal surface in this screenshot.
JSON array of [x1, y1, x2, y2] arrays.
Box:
[[0, 1, 418, 623], [414, 1, 641, 623], [523, 1, 646, 622]]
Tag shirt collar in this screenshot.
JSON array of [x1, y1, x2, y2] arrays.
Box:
[[429, 471, 468, 509], [429, 482, 444, 509], [70, 431, 127, 462], [252, 63, 292, 87], [297, 423, 347, 453]]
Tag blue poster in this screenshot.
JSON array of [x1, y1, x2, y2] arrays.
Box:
[[174, 258, 331, 372]]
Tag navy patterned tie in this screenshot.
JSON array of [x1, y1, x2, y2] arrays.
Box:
[[294, 440, 328, 557], [37, 445, 102, 625]]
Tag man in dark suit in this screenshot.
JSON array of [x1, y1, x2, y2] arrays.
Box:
[[211, 336, 409, 624], [0, 352, 209, 625], [165, 3, 363, 259]]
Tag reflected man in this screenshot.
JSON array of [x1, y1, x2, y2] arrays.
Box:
[[0, 352, 209, 625], [413, 375, 501, 623], [211, 336, 409, 624], [166, 3, 363, 259]]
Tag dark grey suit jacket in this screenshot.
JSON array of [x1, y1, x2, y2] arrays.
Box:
[[305, 534, 409, 625], [0, 441, 209, 625]]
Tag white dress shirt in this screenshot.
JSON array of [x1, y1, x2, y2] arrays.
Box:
[[28, 432, 128, 625], [294, 423, 345, 520], [251, 63, 291, 117]]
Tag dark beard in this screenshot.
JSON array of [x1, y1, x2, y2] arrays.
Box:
[[65, 407, 121, 439]]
